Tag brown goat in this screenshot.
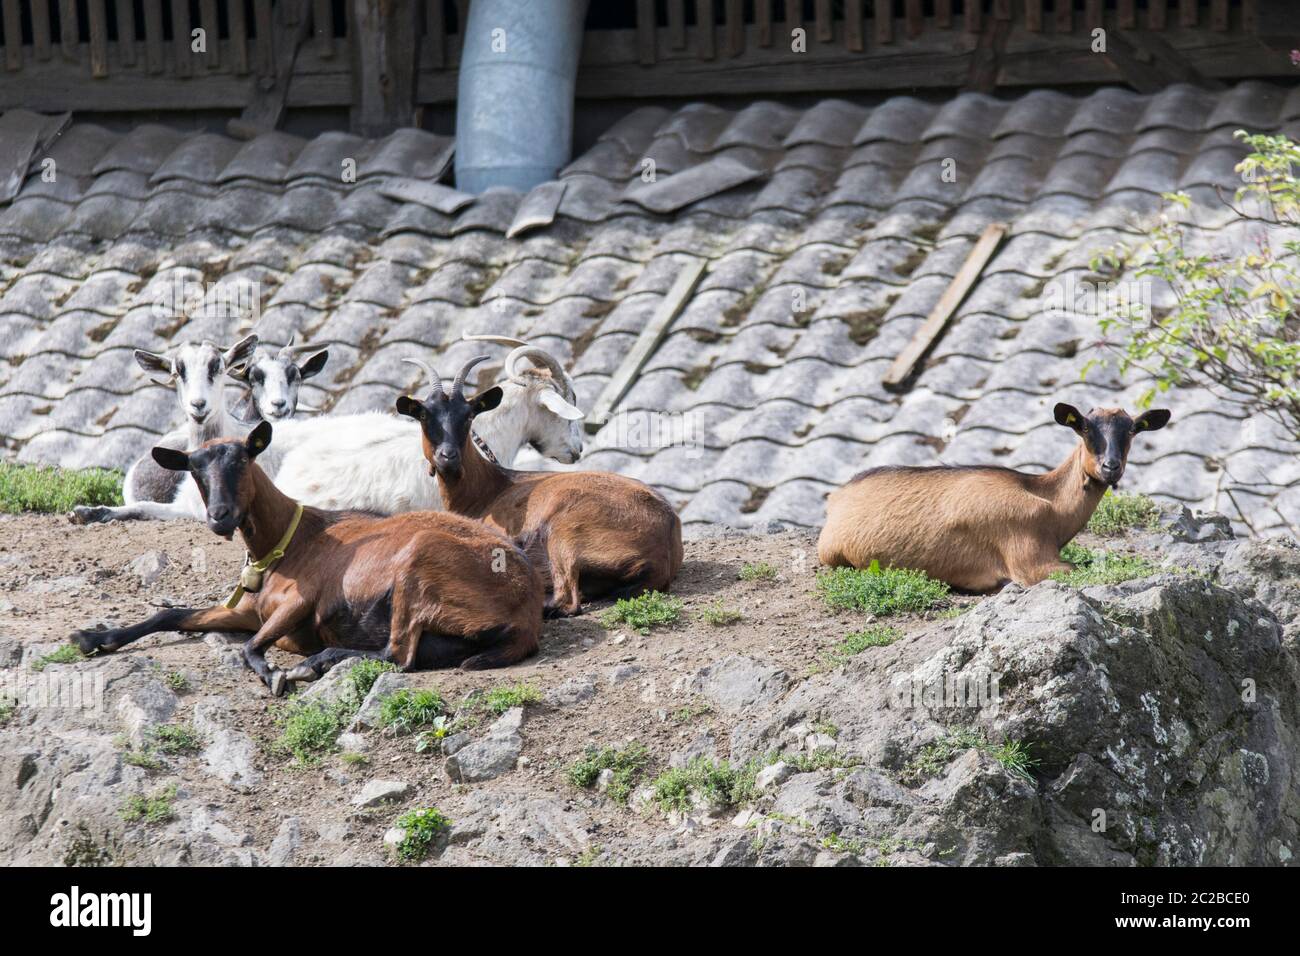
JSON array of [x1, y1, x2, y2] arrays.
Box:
[[69, 422, 545, 694], [395, 356, 683, 617], [816, 404, 1172, 592]]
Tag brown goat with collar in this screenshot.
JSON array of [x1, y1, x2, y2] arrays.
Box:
[[816, 404, 1172, 593], [69, 421, 545, 694], [396, 356, 683, 618]]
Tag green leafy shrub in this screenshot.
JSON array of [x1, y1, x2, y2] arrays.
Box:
[[462, 682, 542, 717], [698, 601, 743, 626], [392, 808, 453, 862], [816, 562, 949, 616], [0, 463, 123, 514], [31, 646, 84, 671], [739, 562, 778, 581], [380, 689, 445, 735], [119, 785, 177, 825], [599, 591, 683, 633], [902, 727, 1037, 783], [568, 743, 651, 804], [822, 626, 901, 667], [273, 699, 349, 765], [149, 723, 201, 755]]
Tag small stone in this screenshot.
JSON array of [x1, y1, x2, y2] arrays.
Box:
[[445, 734, 521, 783], [299, 657, 364, 704], [607, 664, 642, 685], [441, 732, 471, 756], [805, 733, 837, 753], [595, 768, 615, 793], [547, 675, 596, 706], [115, 679, 178, 747], [351, 779, 411, 808], [129, 550, 170, 587], [755, 761, 793, 793], [336, 732, 369, 754], [268, 817, 302, 867], [383, 827, 406, 848], [349, 672, 411, 730]]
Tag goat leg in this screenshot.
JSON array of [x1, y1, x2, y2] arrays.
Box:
[[283, 647, 384, 684], [70, 604, 259, 655], [240, 604, 310, 696]]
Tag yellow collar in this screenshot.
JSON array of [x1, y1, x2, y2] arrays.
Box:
[[223, 503, 304, 609]]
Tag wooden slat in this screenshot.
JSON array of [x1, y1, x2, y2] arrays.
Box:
[[2, 0, 20, 71], [905, 0, 923, 39], [233, 0, 313, 137], [636, 0, 656, 64], [229, 0, 249, 73], [201, 0, 220, 68], [1025, 0, 1042, 31], [88, 0, 108, 76], [116, 0, 137, 67], [1148, 0, 1167, 29], [756, 0, 773, 47], [349, 0, 420, 136], [994, 0, 1011, 19], [784, 0, 802, 33], [1180, 0, 1198, 27], [844, 0, 864, 51], [1085, 0, 1103, 30], [254, 0, 274, 75], [725, 0, 744, 57], [171, 0, 192, 76], [875, 0, 892, 44], [815, 0, 832, 42], [967, 0, 982, 34], [585, 258, 708, 432], [1210, 0, 1229, 31], [1242, 0, 1258, 33], [883, 224, 1007, 389], [32, 0, 51, 60], [59, 0, 78, 62], [1118, 0, 1136, 29], [668, 0, 686, 48], [1055, 0, 1072, 33], [936, 0, 952, 29], [314, 0, 334, 57], [425, 0, 445, 68], [143, 0, 163, 73], [695, 0, 714, 60]]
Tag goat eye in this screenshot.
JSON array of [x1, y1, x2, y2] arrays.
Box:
[[251, 370, 264, 384]]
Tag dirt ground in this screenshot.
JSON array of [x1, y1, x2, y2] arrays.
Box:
[[0, 511, 999, 864]]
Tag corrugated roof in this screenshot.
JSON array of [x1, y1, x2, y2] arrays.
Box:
[[2, 81, 1299, 534]]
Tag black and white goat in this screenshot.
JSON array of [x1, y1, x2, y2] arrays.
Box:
[[227, 334, 330, 424]]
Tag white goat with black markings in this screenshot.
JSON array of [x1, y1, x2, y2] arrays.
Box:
[[227, 334, 330, 424], [264, 336, 585, 514]]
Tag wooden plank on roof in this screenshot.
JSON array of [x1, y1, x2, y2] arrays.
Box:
[[844, 0, 864, 51], [967, 0, 982, 34], [88, 0, 108, 76], [1210, 0, 1229, 31], [59, 0, 78, 62], [200, 0, 220, 67], [116, 0, 138, 67], [229, 0, 248, 73], [1025, 0, 1042, 32], [1118, 0, 1136, 29], [876, 0, 893, 44], [756, 0, 774, 47], [1148, 0, 1168, 30], [230, 0, 313, 138], [882, 223, 1007, 390], [815, 0, 833, 42], [2, 0, 21, 71], [725, 0, 745, 57], [585, 256, 707, 433], [1180, 0, 1198, 27], [905, 0, 923, 39], [785, 0, 802, 33], [171, 0, 192, 76], [668, 0, 686, 48], [32, 0, 51, 60], [936, 0, 952, 29], [1055, 0, 1072, 32], [695, 0, 715, 59]]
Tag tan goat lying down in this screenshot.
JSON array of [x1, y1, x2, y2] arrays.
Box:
[[817, 404, 1171, 593]]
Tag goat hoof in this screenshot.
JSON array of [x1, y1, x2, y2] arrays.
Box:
[[69, 506, 105, 525], [268, 670, 288, 697], [284, 664, 316, 683]]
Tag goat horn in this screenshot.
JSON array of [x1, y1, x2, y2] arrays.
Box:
[[402, 357, 444, 397], [282, 340, 324, 356], [451, 355, 491, 399], [462, 332, 531, 348], [505, 345, 575, 400]]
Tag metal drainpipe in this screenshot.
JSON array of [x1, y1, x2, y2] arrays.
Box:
[[454, 0, 590, 193]]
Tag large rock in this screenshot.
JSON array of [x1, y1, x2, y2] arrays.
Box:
[[683, 656, 790, 716], [115, 680, 178, 747], [444, 708, 524, 783]]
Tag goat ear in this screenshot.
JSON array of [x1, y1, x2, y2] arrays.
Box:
[[246, 420, 273, 458], [135, 349, 174, 383], [538, 388, 584, 421], [471, 386, 503, 416], [151, 446, 190, 472], [1054, 403, 1084, 433], [226, 362, 251, 382], [1134, 408, 1171, 432], [223, 334, 259, 369], [299, 350, 329, 380], [394, 395, 425, 421]]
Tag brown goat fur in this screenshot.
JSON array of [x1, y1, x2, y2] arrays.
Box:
[[395, 360, 683, 617], [70, 422, 545, 694], [817, 404, 1171, 592]]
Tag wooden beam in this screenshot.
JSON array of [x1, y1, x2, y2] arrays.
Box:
[[1025, 0, 1042, 32], [200, 0, 220, 68], [883, 224, 1007, 390], [585, 257, 707, 433], [171, 0, 191, 77], [425, 0, 445, 68], [1085, 0, 1103, 31], [725, 0, 745, 57], [32, 0, 51, 61], [1104, 28, 1227, 91], [967, 0, 982, 34], [844, 0, 864, 52], [87, 0, 108, 77], [1211, 0, 1229, 32], [695, 0, 715, 59], [668, 0, 686, 49], [2, 0, 21, 71], [1118, 0, 1136, 30], [965, 15, 1010, 91], [314, 0, 335, 58], [143, 0, 163, 73], [875, 0, 892, 44], [348, 0, 421, 137], [230, 0, 313, 138], [815, 0, 833, 42], [229, 0, 249, 73], [756, 0, 774, 47], [1148, 0, 1168, 30], [636, 0, 656, 64], [1181, 0, 1198, 28], [785, 0, 802, 33], [253, 0, 274, 75], [116, 0, 138, 67], [1055, 0, 1072, 33], [59, 0, 77, 62], [905, 0, 923, 39]]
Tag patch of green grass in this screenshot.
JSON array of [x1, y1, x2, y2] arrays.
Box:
[[1087, 491, 1161, 535], [31, 646, 85, 672], [273, 698, 349, 765], [0, 462, 123, 514], [739, 562, 778, 582], [1052, 544, 1160, 587], [149, 723, 201, 755], [902, 727, 1037, 784], [465, 682, 542, 717], [568, 743, 651, 805], [651, 757, 760, 814], [122, 750, 162, 770], [784, 750, 861, 774], [392, 807, 452, 863], [812, 721, 838, 739], [698, 601, 743, 626], [119, 784, 177, 825], [379, 688, 445, 736], [816, 562, 949, 616], [822, 625, 901, 667], [599, 590, 683, 633], [671, 703, 712, 725], [0, 698, 13, 725], [340, 752, 369, 767], [345, 659, 396, 705], [573, 845, 606, 867], [160, 670, 190, 693]]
